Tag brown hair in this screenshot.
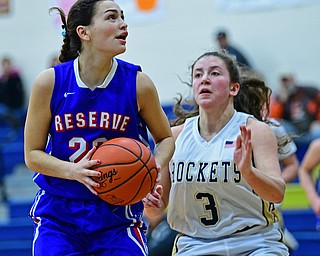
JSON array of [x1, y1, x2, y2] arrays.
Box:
[[171, 50, 241, 126], [49, 0, 108, 63]]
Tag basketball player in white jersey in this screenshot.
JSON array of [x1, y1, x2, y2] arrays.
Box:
[[144, 51, 289, 255]]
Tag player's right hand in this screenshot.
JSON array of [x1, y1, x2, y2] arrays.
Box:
[[69, 146, 101, 195]]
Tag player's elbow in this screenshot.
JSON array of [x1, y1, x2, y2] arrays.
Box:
[[271, 180, 286, 204], [24, 150, 40, 173]]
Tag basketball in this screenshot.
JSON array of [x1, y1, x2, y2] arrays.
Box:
[[91, 137, 158, 206]]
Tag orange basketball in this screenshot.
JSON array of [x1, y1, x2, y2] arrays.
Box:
[[91, 137, 158, 206]]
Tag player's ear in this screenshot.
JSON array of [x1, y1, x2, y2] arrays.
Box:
[[76, 25, 90, 41], [230, 82, 240, 96]]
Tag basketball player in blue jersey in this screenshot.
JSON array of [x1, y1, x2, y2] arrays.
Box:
[[24, 0, 174, 255], [143, 51, 289, 255]]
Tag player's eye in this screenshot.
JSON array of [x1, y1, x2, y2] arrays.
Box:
[[107, 14, 116, 20], [194, 73, 202, 79]]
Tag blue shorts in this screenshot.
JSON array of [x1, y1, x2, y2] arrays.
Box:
[[29, 190, 148, 256]]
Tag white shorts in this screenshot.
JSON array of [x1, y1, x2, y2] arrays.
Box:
[[172, 224, 289, 256]]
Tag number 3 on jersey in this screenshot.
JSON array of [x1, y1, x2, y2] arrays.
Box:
[[196, 192, 219, 226]]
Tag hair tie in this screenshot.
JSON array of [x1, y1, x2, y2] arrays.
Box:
[[61, 25, 67, 37]]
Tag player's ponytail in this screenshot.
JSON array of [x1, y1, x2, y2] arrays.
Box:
[[49, 7, 79, 63], [49, 0, 103, 63], [235, 68, 271, 122]]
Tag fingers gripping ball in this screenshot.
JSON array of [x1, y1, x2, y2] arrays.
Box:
[[91, 137, 158, 206]]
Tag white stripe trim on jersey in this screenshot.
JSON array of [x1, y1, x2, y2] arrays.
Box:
[[32, 173, 40, 182], [30, 190, 45, 256], [32, 217, 42, 256], [29, 189, 45, 218], [73, 57, 118, 89], [125, 205, 139, 225]]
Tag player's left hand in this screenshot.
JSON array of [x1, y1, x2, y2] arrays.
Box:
[[234, 125, 253, 176]]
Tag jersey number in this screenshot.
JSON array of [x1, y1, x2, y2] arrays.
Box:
[[196, 192, 219, 226], [69, 137, 107, 162]]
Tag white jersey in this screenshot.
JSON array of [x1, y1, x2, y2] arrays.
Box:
[[167, 111, 279, 239], [269, 118, 297, 161]]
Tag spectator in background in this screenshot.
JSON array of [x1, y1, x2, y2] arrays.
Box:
[[0, 57, 26, 202], [270, 72, 320, 146], [215, 30, 252, 69], [0, 57, 26, 129]]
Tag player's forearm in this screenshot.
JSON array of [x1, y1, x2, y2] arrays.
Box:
[[243, 167, 286, 204], [25, 149, 73, 179], [153, 136, 175, 169], [281, 165, 298, 183], [299, 168, 319, 203]]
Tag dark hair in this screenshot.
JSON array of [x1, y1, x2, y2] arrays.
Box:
[[49, 0, 107, 63], [172, 51, 240, 126], [172, 55, 294, 149], [235, 67, 271, 122]]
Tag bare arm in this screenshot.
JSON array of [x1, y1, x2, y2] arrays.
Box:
[[137, 71, 175, 219], [280, 154, 299, 183], [24, 68, 101, 195], [234, 119, 286, 203], [299, 139, 320, 215], [160, 125, 183, 207], [143, 124, 183, 220], [137, 71, 175, 170]]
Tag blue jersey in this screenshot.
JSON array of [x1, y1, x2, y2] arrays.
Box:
[[33, 57, 149, 200]]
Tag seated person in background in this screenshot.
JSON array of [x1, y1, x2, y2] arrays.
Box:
[[215, 30, 252, 69], [299, 138, 320, 230], [270, 72, 320, 145], [0, 56, 26, 129]]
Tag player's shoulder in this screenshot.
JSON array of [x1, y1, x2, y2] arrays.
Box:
[[247, 117, 273, 134], [115, 58, 141, 72], [171, 124, 184, 141], [136, 71, 157, 97], [33, 68, 54, 91]]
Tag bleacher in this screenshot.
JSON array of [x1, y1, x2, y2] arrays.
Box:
[[0, 105, 319, 255], [0, 121, 36, 256], [0, 215, 33, 256]]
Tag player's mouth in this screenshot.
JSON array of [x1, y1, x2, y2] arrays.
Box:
[[199, 88, 211, 94], [116, 32, 128, 42]]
